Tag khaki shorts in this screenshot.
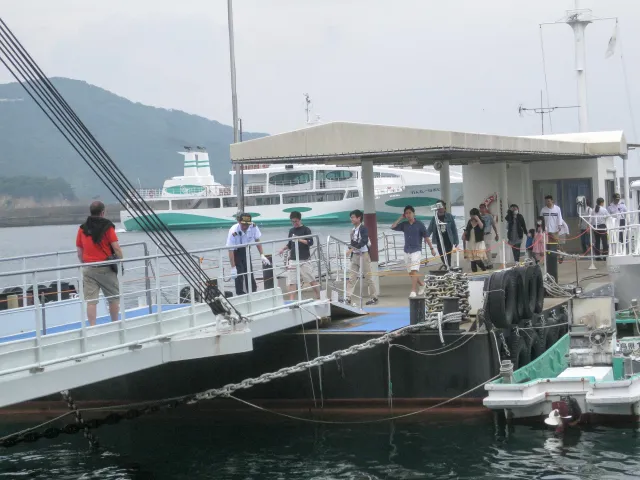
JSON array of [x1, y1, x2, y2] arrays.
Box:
[[404, 251, 422, 272], [286, 260, 316, 285], [83, 265, 120, 305]]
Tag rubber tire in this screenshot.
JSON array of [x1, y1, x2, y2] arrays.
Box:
[[532, 265, 545, 314], [544, 318, 560, 349], [487, 271, 517, 329], [508, 334, 531, 371], [520, 266, 536, 318], [513, 269, 526, 324], [527, 329, 545, 361]]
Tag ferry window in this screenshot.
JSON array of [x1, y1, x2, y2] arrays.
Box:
[[146, 200, 170, 210], [283, 193, 312, 204], [374, 172, 399, 178], [223, 197, 238, 208], [246, 195, 280, 206], [347, 190, 359, 198], [206, 198, 220, 208], [316, 191, 345, 202], [269, 172, 312, 185], [325, 170, 353, 181]]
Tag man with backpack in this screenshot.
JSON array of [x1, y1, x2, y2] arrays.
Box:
[[344, 210, 378, 305], [75, 201, 123, 326]]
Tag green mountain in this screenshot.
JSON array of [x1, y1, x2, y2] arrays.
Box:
[[0, 78, 266, 200]]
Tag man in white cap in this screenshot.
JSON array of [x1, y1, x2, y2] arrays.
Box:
[[226, 213, 271, 295]]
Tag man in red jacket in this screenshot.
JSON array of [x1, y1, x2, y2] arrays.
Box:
[[75, 201, 123, 325]]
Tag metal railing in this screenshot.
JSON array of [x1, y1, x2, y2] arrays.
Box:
[[0, 234, 327, 379]]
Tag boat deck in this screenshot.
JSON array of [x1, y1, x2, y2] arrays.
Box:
[[316, 260, 611, 334]]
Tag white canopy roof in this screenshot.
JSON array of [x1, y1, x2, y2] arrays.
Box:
[[230, 122, 627, 166]]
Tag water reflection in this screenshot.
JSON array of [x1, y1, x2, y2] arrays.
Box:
[[2, 416, 640, 479]]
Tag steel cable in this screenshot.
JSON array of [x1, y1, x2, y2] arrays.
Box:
[[0, 18, 239, 319]]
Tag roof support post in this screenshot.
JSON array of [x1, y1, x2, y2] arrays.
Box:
[[521, 163, 533, 229], [362, 158, 380, 294], [440, 160, 451, 211], [623, 154, 630, 211], [499, 161, 508, 267]]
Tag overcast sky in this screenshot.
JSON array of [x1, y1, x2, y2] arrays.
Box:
[[1, 0, 639, 151]]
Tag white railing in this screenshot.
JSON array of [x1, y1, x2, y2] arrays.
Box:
[[134, 185, 233, 200], [0, 235, 325, 378], [578, 210, 640, 260]]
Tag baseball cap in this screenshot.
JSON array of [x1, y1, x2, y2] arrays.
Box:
[[239, 213, 252, 225], [614, 193, 621, 199]]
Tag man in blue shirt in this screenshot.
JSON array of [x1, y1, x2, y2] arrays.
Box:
[[426, 200, 459, 270], [391, 205, 433, 297]]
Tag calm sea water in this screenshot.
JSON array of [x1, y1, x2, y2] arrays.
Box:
[[1, 415, 640, 479]]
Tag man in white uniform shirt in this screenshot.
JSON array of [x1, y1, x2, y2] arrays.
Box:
[[226, 213, 271, 295], [608, 193, 628, 243]]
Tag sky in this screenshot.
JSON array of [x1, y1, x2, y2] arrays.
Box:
[[1, 0, 639, 171]]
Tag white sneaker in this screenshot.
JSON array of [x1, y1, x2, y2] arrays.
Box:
[[418, 285, 426, 296], [409, 291, 417, 298]]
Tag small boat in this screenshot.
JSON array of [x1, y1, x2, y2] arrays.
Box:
[[120, 147, 463, 231]]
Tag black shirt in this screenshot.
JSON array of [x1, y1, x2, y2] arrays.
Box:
[[287, 225, 313, 260]]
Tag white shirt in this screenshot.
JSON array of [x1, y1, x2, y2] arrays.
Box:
[[607, 201, 627, 218], [540, 204, 564, 234], [226, 223, 262, 250], [351, 225, 368, 253], [591, 206, 610, 226]]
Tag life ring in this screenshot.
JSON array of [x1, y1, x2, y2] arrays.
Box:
[[482, 194, 497, 207]]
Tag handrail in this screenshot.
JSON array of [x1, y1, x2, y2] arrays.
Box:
[[0, 241, 149, 265]]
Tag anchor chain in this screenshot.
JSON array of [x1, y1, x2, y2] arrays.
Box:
[[424, 272, 471, 321], [0, 311, 462, 449], [61, 390, 99, 449]]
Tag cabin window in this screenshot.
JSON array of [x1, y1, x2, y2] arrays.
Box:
[[347, 190, 359, 198], [246, 195, 280, 206], [223, 197, 238, 208], [269, 172, 312, 186], [374, 172, 399, 178], [325, 170, 353, 181], [145, 200, 170, 210]]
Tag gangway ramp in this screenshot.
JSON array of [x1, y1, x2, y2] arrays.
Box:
[[0, 291, 329, 408]]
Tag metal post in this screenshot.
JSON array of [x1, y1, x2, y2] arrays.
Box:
[[567, 7, 590, 132], [155, 256, 163, 333], [56, 253, 62, 302], [440, 160, 452, 212], [190, 281, 196, 328], [543, 231, 547, 277], [21, 257, 27, 308], [143, 243, 152, 314], [295, 239, 302, 306], [343, 248, 348, 302], [362, 158, 380, 294], [227, 0, 244, 214], [499, 162, 508, 268], [501, 239, 507, 269], [359, 253, 364, 309], [316, 235, 322, 300], [40, 293, 47, 335], [118, 264, 127, 343], [588, 224, 597, 270], [78, 266, 87, 353], [32, 273, 42, 364]]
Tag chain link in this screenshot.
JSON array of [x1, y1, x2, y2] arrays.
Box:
[[61, 390, 99, 449], [499, 332, 511, 358], [423, 272, 471, 321]]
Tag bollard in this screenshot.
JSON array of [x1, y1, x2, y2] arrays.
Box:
[[442, 296, 461, 331], [409, 296, 426, 325], [546, 242, 559, 284], [500, 360, 514, 383], [263, 254, 274, 290], [7, 294, 19, 309]]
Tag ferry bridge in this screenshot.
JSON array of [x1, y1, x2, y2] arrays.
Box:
[[0, 125, 632, 411]]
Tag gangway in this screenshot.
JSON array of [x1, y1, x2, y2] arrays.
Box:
[[0, 236, 329, 408]]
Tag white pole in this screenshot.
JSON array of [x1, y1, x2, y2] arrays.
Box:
[[499, 162, 508, 267], [567, 12, 590, 132], [588, 220, 597, 270], [227, 0, 244, 214]]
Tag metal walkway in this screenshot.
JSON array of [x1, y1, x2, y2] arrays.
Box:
[[0, 237, 330, 408]]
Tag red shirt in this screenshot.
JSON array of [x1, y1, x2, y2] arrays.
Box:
[[76, 226, 118, 263]]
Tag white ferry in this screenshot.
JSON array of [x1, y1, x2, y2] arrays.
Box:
[[120, 147, 463, 231]]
